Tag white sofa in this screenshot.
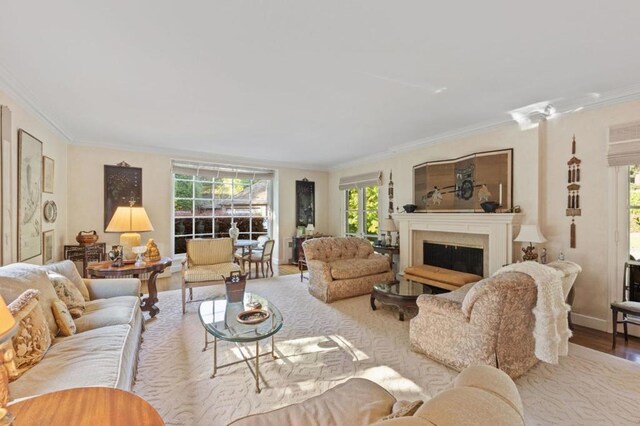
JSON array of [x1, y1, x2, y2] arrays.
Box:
[[0, 261, 143, 401]]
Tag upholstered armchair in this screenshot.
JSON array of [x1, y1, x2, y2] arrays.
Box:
[[181, 238, 241, 313], [410, 271, 539, 378], [302, 237, 394, 303]]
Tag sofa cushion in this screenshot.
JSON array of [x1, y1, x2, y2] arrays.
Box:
[[47, 272, 85, 318], [330, 258, 390, 280], [405, 265, 482, 287], [52, 300, 76, 336], [8, 290, 51, 380], [229, 378, 396, 426], [8, 324, 137, 400], [74, 296, 140, 333], [184, 263, 241, 283], [41, 260, 90, 301], [0, 263, 59, 337]]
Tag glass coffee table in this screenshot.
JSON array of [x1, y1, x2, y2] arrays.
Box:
[[370, 277, 433, 321], [198, 292, 283, 393]]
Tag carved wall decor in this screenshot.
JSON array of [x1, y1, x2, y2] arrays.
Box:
[[566, 135, 581, 248], [104, 163, 142, 231]]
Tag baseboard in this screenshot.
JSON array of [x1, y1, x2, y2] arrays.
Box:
[[571, 313, 608, 332]]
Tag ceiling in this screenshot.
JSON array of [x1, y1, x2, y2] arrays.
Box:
[[2, 1, 640, 170]]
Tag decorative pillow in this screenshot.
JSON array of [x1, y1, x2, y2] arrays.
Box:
[[7, 289, 52, 380], [47, 272, 85, 318], [378, 400, 424, 421], [51, 300, 76, 336], [41, 260, 90, 301]]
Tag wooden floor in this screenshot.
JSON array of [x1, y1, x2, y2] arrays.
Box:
[[149, 265, 640, 365]]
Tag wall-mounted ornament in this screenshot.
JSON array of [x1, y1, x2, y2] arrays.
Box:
[[566, 135, 581, 248], [295, 178, 315, 227], [43, 200, 57, 223], [104, 162, 142, 231], [388, 170, 394, 217]]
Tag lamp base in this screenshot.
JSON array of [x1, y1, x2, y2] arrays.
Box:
[[120, 233, 141, 261], [521, 244, 539, 262]]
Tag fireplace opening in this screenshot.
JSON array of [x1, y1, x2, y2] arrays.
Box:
[[423, 242, 483, 276]]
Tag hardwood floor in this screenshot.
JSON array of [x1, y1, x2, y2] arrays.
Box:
[[147, 267, 640, 364]]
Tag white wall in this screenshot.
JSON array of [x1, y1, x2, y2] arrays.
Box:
[[328, 99, 640, 329], [0, 89, 68, 265], [66, 144, 329, 267]]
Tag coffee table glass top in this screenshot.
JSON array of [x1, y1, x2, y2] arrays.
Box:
[[373, 278, 433, 297], [198, 292, 283, 343]]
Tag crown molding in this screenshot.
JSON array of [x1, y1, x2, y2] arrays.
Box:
[[72, 139, 331, 172], [0, 62, 74, 144]]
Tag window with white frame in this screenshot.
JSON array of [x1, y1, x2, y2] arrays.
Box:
[[344, 185, 379, 241], [172, 161, 273, 255]]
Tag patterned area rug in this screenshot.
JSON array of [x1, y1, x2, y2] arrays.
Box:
[[133, 275, 640, 425]]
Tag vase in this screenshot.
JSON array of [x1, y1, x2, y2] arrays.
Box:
[[228, 222, 240, 241]]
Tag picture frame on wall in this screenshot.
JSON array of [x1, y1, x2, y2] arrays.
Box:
[[295, 179, 315, 227], [0, 105, 11, 265], [43, 230, 54, 264], [104, 163, 143, 231], [42, 155, 54, 193], [18, 130, 43, 261]]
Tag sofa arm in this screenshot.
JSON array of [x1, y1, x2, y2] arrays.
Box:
[[306, 259, 332, 282], [83, 278, 141, 300]]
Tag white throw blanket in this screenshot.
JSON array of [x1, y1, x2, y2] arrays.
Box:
[[494, 261, 572, 364]]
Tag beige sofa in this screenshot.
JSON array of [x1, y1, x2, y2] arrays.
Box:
[[229, 365, 525, 425], [0, 261, 142, 401], [302, 237, 394, 303]]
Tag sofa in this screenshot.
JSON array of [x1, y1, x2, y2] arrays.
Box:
[[410, 262, 581, 379], [0, 261, 142, 401], [229, 365, 525, 425], [302, 237, 394, 303]]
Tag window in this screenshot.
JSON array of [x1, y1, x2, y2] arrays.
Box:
[[345, 185, 379, 241], [173, 174, 271, 255], [630, 165, 640, 260]]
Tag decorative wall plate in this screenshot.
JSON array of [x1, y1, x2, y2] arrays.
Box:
[[43, 200, 57, 223]]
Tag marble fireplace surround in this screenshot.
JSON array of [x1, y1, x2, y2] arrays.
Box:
[[392, 213, 523, 277]]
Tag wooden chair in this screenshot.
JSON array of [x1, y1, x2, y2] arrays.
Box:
[[235, 240, 275, 279], [181, 238, 242, 313], [611, 261, 640, 348]]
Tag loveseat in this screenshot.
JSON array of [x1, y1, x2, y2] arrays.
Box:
[[302, 237, 394, 303], [229, 365, 525, 425], [0, 261, 142, 401]]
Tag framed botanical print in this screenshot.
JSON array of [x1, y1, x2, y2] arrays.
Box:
[[43, 156, 54, 193], [18, 130, 43, 261], [43, 230, 54, 264]]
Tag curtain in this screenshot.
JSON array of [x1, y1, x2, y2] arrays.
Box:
[[338, 171, 383, 190], [608, 121, 640, 166], [171, 160, 275, 180]]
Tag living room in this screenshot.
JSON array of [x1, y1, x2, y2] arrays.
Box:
[[1, 1, 639, 425]]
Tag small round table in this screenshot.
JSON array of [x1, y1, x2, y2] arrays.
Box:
[[234, 240, 258, 256], [87, 257, 172, 317], [370, 278, 433, 321], [8, 387, 163, 425]]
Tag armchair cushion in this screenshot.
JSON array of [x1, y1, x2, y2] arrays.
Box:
[[183, 263, 241, 283], [83, 278, 140, 300], [329, 257, 390, 280]]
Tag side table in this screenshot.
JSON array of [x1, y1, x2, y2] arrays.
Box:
[[8, 387, 163, 426], [87, 257, 172, 317], [373, 245, 400, 274], [64, 243, 106, 278]]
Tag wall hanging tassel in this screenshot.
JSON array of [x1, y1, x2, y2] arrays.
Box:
[[570, 220, 576, 248], [566, 135, 581, 249]]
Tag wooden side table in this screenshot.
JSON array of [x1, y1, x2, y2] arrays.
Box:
[[8, 387, 163, 425], [64, 243, 107, 278], [87, 257, 172, 317], [373, 245, 400, 274]]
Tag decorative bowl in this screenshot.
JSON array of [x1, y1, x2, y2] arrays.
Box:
[[480, 201, 500, 213], [76, 230, 99, 245], [403, 204, 417, 213], [237, 309, 270, 324]]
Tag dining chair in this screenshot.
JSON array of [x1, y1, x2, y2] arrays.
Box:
[[235, 240, 275, 279]]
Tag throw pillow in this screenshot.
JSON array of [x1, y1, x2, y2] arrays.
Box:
[[41, 260, 90, 301], [51, 300, 76, 336], [378, 400, 424, 421], [7, 289, 52, 380], [47, 272, 85, 318]]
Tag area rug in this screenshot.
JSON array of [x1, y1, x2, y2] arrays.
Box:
[[133, 275, 640, 425]]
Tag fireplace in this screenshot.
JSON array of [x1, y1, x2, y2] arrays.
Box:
[[423, 242, 483, 276]]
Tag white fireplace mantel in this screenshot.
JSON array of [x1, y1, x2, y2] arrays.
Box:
[[392, 213, 523, 276]]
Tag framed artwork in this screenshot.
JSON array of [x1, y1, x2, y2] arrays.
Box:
[[104, 163, 142, 231], [413, 149, 513, 212], [1, 105, 11, 265], [18, 130, 43, 261], [42, 156, 54, 193], [43, 230, 54, 264], [295, 179, 315, 227]]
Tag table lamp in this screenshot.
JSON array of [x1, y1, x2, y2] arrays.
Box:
[[514, 224, 547, 261], [106, 205, 154, 261], [0, 295, 17, 425], [379, 218, 398, 247]]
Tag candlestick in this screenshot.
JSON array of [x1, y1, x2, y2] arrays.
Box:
[[499, 183, 503, 206]]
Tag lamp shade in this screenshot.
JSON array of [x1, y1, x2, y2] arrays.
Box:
[[514, 225, 547, 244], [106, 207, 154, 233], [379, 218, 397, 233], [0, 295, 17, 344]]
